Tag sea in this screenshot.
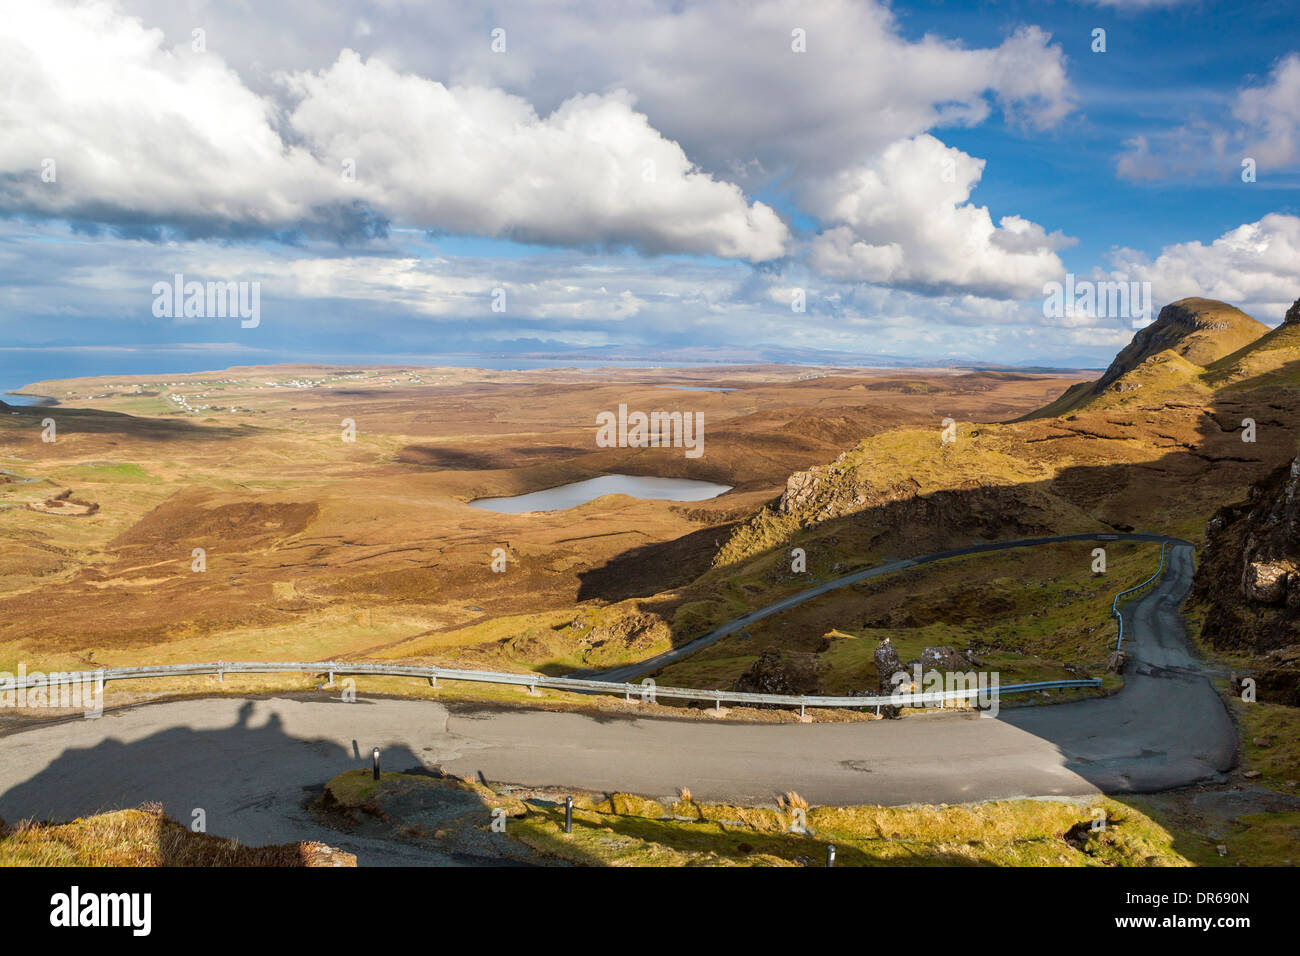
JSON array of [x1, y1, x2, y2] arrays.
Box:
[[0, 347, 710, 402]]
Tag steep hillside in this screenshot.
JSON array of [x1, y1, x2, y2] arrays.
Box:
[[711, 297, 1300, 576], [1204, 296, 1300, 388], [1108, 297, 1268, 376], [1020, 297, 1268, 420]]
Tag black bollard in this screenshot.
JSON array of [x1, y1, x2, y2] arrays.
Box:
[[372, 746, 380, 780], [826, 844, 836, 867], [564, 795, 573, 834]]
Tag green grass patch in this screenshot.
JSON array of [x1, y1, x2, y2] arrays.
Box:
[[506, 793, 1192, 867]]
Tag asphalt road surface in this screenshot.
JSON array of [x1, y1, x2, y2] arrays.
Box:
[[0, 540, 1234, 863]]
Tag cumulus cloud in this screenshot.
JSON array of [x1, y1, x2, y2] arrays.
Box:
[[805, 136, 1075, 298], [1106, 213, 1300, 321], [284, 55, 789, 259], [0, 0, 341, 239], [0, 0, 1120, 360], [1117, 53, 1300, 180], [1235, 54, 1300, 168], [115, 0, 1075, 181], [0, 0, 789, 259]]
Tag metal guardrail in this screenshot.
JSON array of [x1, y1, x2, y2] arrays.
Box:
[[1112, 541, 1168, 650], [4, 538, 1184, 717], [0, 660, 1102, 716], [7, 537, 1189, 716]]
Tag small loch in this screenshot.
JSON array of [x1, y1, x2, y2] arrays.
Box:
[[468, 473, 732, 514]]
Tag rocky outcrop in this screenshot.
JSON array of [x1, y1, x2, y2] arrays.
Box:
[[1196, 455, 1300, 645], [732, 648, 822, 699], [714, 435, 1073, 570], [1242, 559, 1292, 604], [921, 645, 972, 671], [775, 454, 921, 523], [1285, 295, 1300, 326], [1195, 448, 1300, 705], [871, 637, 910, 719], [874, 638, 906, 694], [587, 612, 670, 653]]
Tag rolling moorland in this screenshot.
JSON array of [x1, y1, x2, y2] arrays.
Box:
[[4, 295, 1300, 865], [0, 363, 1079, 690], [3, 297, 1300, 716]]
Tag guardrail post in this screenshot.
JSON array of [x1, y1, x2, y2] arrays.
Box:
[[715, 692, 721, 713], [826, 844, 836, 867], [372, 747, 381, 781], [800, 702, 805, 719], [564, 795, 573, 834], [217, 662, 224, 683]]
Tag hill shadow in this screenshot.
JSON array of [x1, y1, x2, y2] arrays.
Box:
[[561, 358, 1300, 795], [596, 356, 1300, 657], [0, 698, 495, 866], [576, 521, 739, 603], [0, 401, 256, 442]]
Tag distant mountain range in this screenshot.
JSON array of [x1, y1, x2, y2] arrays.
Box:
[[493, 343, 1101, 373]]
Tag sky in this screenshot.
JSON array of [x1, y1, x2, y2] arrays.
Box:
[[1, 0, 1298, 372]]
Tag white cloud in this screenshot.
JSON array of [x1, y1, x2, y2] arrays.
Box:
[[0, 0, 1082, 294], [1117, 53, 1300, 180], [805, 135, 1075, 298], [1107, 212, 1300, 322], [1235, 54, 1300, 168], [0, 0, 1134, 363], [284, 54, 789, 260], [0, 0, 789, 260], [115, 0, 1075, 181]]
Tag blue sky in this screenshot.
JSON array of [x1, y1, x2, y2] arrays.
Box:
[[1, 0, 1298, 377], [909, 0, 1300, 267]]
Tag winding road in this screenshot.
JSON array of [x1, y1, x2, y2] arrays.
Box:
[[0, 536, 1235, 864], [573, 531, 1191, 682]]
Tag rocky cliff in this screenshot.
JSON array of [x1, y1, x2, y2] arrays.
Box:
[[1196, 452, 1300, 648]]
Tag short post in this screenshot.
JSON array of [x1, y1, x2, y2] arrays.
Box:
[[564, 795, 573, 834], [371, 746, 381, 780], [826, 844, 836, 867]]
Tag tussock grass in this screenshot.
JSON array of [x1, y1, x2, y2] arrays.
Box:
[[778, 791, 809, 812], [0, 805, 352, 867]]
